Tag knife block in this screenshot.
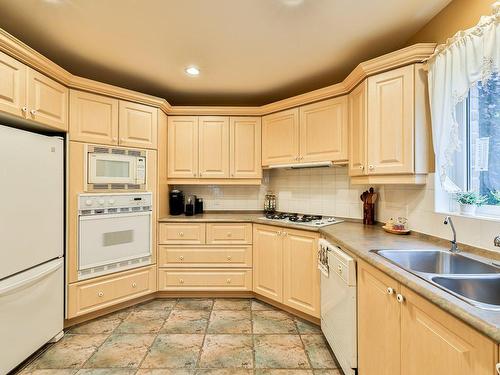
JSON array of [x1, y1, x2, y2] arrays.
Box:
[[363, 203, 375, 225]]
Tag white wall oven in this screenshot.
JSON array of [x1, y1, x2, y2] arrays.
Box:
[[86, 145, 146, 191], [78, 192, 152, 280]]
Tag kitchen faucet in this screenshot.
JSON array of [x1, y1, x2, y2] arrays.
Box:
[[443, 216, 459, 253]]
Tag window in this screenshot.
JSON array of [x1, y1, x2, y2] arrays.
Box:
[[449, 73, 500, 218]]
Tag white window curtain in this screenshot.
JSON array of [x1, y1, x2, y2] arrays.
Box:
[[427, 2, 499, 192]]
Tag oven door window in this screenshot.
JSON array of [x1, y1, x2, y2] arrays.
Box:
[[78, 212, 151, 270], [88, 154, 136, 184]]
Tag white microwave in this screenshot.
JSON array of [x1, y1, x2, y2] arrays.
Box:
[[86, 145, 146, 190]]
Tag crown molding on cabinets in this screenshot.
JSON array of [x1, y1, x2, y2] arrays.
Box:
[[0, 28, 435, 116]]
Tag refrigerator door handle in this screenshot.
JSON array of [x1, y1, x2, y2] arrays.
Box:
[[0, 259, 63, 296]]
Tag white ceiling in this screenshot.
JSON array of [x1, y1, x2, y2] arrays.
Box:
[[0, 0, 451, 105]]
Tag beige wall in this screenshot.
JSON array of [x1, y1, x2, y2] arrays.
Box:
[[406, 0, 493, 45]]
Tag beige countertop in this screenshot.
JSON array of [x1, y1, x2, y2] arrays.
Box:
[[158, 211, 500, 342]]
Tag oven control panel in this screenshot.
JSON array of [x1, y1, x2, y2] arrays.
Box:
[[78, 192, 152, 211]]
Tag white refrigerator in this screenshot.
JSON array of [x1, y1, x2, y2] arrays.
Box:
[[0, 125, 64, 374]]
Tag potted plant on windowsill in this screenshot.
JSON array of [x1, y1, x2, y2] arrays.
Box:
[[491, 190, 500, 205], [455, 191, 488, 215]]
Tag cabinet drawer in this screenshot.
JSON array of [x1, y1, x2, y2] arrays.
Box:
[[67, 266, 156, 318], [206, 223, 252, 244], [158, 268, 252, 291], [158, 245, 252, 267], [159, 223, 206, 244]]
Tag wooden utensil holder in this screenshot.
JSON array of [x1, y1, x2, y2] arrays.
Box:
[[363, 203, 375, 225]]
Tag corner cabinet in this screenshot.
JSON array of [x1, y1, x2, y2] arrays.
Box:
[[253, 224, 320, 318], [262, 97, 348, 167], [358, 260, 498, 375], [349, 64, 433, 184], [69, 89, 158, 149], [167, 115, 262, 184], [0, 50, 68, 131]]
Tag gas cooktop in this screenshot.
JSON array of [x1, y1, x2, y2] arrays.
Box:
[[260, 212, 343, 228]]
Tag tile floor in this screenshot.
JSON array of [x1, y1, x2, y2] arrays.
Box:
[[16, 298, 341, 375]]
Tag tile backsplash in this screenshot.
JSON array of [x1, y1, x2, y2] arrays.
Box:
[[174, 167, 499, 252]]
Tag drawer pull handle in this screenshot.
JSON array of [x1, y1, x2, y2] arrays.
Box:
[[337, 265, 342, 274], [98, 291, 104, 297], [178, 232, 184, 237], [396, 294, 405, 303], [227, 256, 232, 261], [132, 282, 137, 288], [227, 233, 232, 237], [179, 256, 184, 261], [277, 231, 281, 236], [387, 287, 394, 295], [226, 278, 231, 284], [179, 279, 184, 284]]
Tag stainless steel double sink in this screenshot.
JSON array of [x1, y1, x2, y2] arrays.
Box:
[[371, 249, 500, 310]]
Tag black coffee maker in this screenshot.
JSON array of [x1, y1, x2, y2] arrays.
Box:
[[169, 190, 184, 215]]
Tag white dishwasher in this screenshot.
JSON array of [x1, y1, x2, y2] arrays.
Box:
[[319, 238, 357, 375]]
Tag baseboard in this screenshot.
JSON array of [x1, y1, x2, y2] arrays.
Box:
[[64, 290, 320, 327]]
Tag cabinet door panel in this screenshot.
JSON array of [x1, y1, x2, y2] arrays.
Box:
[[119, 101, 157, 149], [0, 50, 26, 118], [299, 97, 348, 163], [167, 116, 199, 178], [367, 65, 414, 175], [27, 68, 68, 131], [230, 117, 262, 178], [253, 225, 283, 303], [69, 90, 118, 145], [283, 229, 319, 317], [348, 81, 367, 176], [199, 116, 230, 178], [262, 108, 299, 166], [401, 286, 496, 375], [358, 261, 401, 375]]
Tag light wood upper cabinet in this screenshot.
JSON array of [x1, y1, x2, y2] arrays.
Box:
[[253, 224, 283, 303], [262, 108, 299, 166], [358, 260, 401, 375], [299, 97, 348, 163], [0, 50, 26, 118], [69, 90, 119, 145], [401, 286, 497, 375], [358, 260, 497, 375], [27, 68, 68, 131], [348, 81, 367, 176], [119, 100, 158, 149], [283, 229, 320, 317], [167, 116, 199, 178], [199, 116, 230, 178], [367, 65, 414, 175], [230, 117, 262, 178]]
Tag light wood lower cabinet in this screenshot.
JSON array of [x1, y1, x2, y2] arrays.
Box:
[[158, 245, 252, 268], [158, 268, 252, 291], [206, 223, 252, 244], [67, 265, 156, 318], [358, 260, 497, 375], [158, 223, 206, 244], [253, 224, 320, 317]]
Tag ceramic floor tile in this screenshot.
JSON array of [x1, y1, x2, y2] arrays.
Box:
[[84, 334, 155, 368], [137, 370, 194, 375], [251, 300, 276, 311], [175, 298, 214, 311], [254, 335, 310, 369], [141, 334, 204, 369], [114, 310, 170, 334], [196, 370, 253, 375], [198, 335, 253, 368], [207, 310, 252, 334], [255, 371, 313, 375], [33, 334, 108, 369], [300, 335, 337, 369], [212, 298, 251, 311], [76, 369, 136, 375], [19, 370, 78, 375], [313, 370, 341, 375], [136, 299, 178, 311], [253, 311, 297, 334], [69, 316, 122, 335], [294, 319, 322, 335], [160, 310, 210, 334]]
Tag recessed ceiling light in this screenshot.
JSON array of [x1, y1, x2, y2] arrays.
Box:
[[185, 66, 200, 76]]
